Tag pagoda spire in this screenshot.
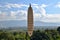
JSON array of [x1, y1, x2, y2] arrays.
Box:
[[27, 4, 34, 37], [30, 4, 31, 7]]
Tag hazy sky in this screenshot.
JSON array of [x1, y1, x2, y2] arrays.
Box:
[[0, 0, 60, 23]]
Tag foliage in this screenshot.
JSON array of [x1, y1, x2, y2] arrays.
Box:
[[31, 30, 50, 40], [0, 28, 60, 40], [57, 27, 60, 34]]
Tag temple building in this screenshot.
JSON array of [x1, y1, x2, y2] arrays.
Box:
[[27, 4, 34, 36]]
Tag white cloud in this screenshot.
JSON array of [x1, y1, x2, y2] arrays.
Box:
[[34, 13, 41, 21], [32, 3, 38, 6], [10, 10, 27, 20], [39, 4, 48, 17], [33, 4, 60, 23], [40, 14, 60, 23], [0, 10, 60, 23], [10, 11, 16, 16], [0, 3, 28, 9], [0, 4, 47, 21], [5, 3, 28, 8], [32, 4, 47, 17], [38, 6, 46, 17], [0, 10, 27, 21], [55, 2, 60, 8], [0, 3, 60, 23], [0, 12, 8, 20], [5, 4, 11, 8], [41, 4, 48, 8]]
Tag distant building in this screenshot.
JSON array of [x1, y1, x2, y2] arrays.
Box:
[[27, 4, 34, 36]]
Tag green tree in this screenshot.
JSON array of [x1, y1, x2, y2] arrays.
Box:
[[57, 27, 60, 34], [31, 30, 50, 40]]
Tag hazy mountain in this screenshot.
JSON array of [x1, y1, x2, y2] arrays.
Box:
[[34, 21, 60, 26], [0, 20, 27, 27], [0, 20, 60, 29]]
